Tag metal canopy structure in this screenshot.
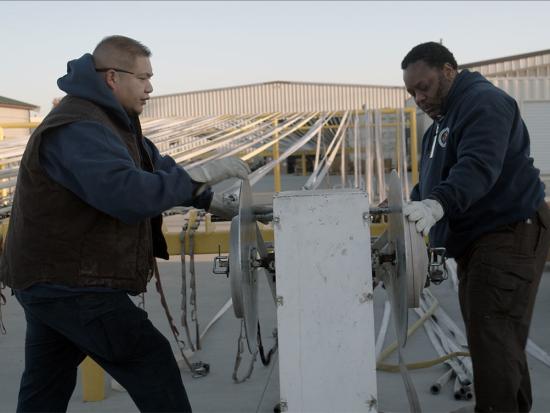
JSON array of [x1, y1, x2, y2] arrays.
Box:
[[0, 108, 418, 215]]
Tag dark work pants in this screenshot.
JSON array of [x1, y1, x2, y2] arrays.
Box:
[[15, 291, 192, 413], [456, 202, 550, 413]]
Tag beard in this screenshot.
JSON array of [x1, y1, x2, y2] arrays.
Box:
[[423, 73, 453, 119], [433, 72, 453, 118]]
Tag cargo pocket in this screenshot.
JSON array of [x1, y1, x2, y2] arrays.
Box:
[[480, 263, 530, 320], [535, 205, 550, 255]]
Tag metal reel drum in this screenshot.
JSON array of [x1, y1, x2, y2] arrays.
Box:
[[229, 179, 259, 352], [387, 171, 428, 344]]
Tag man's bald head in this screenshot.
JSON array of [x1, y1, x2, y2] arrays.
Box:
[[93, 35, 151, 71]]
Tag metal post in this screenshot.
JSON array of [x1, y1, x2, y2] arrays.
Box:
[[81, 357, 105, 401], [340, 118, 347, 187], [353, 112, 359, 188], [374, 110, 386, 203], [301, 153, 307, 177], [314, 128, 322, 170], [273, 119, 281, 192], [0, 128, 5, 202], [394, 110, 401, 176], [408, 107, 419, 186], [364, 108, 373, 200], [399, 109, 410, 200]]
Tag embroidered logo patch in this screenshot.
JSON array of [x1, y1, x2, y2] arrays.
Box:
[[438, 127, 450, 148]]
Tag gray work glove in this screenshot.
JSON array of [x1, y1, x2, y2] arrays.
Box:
[[187, 157, 251, 194], [403, 199, 444, 236], [208, 191, 273, 224], [251, 204, 273, 225]]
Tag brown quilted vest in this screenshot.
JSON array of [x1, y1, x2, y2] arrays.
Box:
[[0, 96, 168, 293]]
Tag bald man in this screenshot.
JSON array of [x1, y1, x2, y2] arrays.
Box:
[[0, 35, 252, 412]]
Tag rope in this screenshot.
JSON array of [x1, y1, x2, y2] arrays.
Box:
[[189, 214, 201, 350], [153, 260, 193, 369], [257, 321, 278, 366], [377, 351, 471, 372], [180, 221, 195, 351], [232, 319, 259, 383], [0, 289, 6, 334]]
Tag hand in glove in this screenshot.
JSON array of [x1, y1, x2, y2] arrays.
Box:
[[208, 192, 239, 221], [208, 191, 273, 224], [403, 199, 444, 236], [187, 157, 251, 194], [250, 204, 273, 225]]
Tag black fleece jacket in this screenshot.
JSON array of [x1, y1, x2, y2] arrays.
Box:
[[411, 70, 545, 258]]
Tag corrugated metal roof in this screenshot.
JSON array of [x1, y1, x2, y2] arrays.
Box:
[[459, 49, 550, 69], [460, 49, 550, 78], [0, 95, 39, 110], [154, 80, 405, 98], [143, 81, 407, 118]]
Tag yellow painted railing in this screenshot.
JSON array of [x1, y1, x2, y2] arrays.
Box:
[[0, 122, 40, 141]]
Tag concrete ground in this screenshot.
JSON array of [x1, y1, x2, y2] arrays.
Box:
[[2, 257, 550, 413]]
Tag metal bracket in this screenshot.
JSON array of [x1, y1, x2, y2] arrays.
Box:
[[427, 247, 447, 285], [213, 254, 229, 276]]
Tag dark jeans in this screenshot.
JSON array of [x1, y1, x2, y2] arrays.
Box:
[[15, 291, 192, 413], [456, 202, 550, 413]]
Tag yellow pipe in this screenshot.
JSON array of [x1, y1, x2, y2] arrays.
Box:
[[295, 121, 412, 132], [0, 122, 40, 129], [204, 213, 214, 233], [273, 119, 281, 192], [0, 128, 5, 199], [395, 114, 401, 174], [0, 215, 387, 256], [409, 108, 419, 185], [163, 222, 387, 255], [81, 357, 105, 402], [301, 153, 307, 176]]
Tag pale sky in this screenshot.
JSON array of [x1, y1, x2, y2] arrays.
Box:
[[2, 1, 550, 115]]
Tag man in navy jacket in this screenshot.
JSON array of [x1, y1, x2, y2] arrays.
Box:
[[402, 42, 550, 412], [1, 35, 254, 413]]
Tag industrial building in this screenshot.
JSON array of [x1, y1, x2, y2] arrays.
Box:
[[142, 81, 407, 118], [0, 96, 39, 139]]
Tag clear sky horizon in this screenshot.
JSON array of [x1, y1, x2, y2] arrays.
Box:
[[2, 1, 550, 116]]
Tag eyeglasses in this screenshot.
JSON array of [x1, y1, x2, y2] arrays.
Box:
[[95, 67, 135, 75]]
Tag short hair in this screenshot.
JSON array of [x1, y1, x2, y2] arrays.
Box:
[[401, 42, 458, 70], [93, 35, 151, 70]]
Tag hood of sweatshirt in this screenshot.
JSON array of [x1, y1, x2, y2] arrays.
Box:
[[57, 53, 132, 129]]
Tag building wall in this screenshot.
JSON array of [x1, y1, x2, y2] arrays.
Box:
[[143, 82, 407, 118], [461, 51, 550, 78], [522, 101, 550, 174], [490, 77, 550, 106], [0, 107, 31, 138]]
